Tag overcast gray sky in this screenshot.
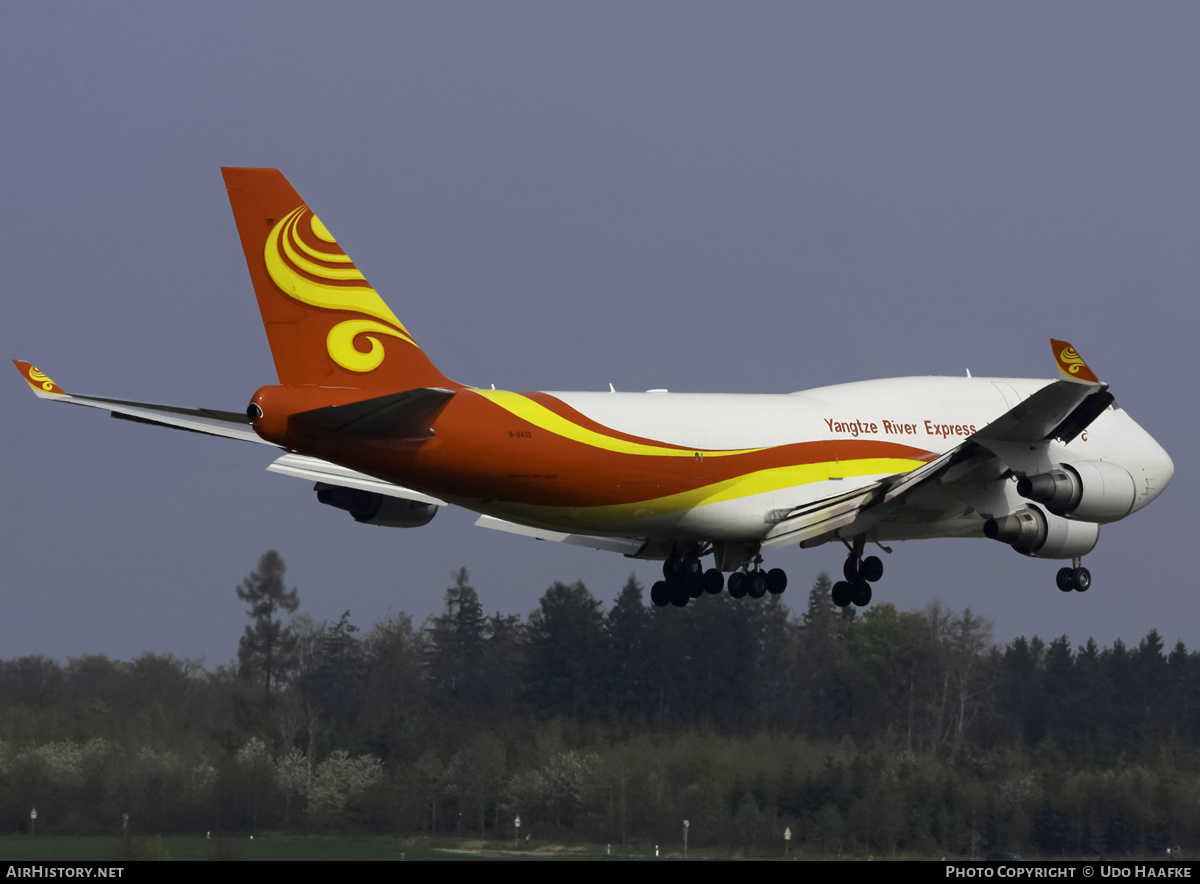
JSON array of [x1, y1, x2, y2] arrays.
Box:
[[3, 2, 1196, 664]]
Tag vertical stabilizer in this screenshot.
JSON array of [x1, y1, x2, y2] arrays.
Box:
[[222, 168, 452, 390]]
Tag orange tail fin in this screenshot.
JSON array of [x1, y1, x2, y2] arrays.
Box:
[[222, 168, 453, 390]]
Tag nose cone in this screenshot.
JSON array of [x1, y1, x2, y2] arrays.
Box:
[[1131, 435, 1173, 513]]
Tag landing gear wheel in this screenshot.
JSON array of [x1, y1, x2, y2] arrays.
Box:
[[831, 581, 853, 608], [727, 572, 747, 599], [860, 555, 884, 583], [703, 568, 724, 595], [663, 557, 682, 580], [650, 581, 670, 607], [670, 581, 690, 607], [1073, 567, 1091, 593], [1056, 567, 1076, 592], [766, 568, 787, 595], [850, 579, 872, 607], [843, 558, 859, 582], [746, 571, 768, 599]]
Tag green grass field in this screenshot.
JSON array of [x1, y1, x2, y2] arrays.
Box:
[[0, 835, 657, 861]]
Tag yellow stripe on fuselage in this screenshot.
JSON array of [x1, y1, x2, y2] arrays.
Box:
[[475, 389, 762, 458], [488, 456, 925, 528]]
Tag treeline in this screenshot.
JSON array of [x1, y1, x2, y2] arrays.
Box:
[[0, 561, 1197, 857]]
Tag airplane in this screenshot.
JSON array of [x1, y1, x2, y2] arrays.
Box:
[[14, 168, 1174, 610]]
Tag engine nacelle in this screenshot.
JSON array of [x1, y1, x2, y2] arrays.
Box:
[[984, 505, 1099, 559], [1016, 461, 1136, 523], [315, 483, 437, 528]]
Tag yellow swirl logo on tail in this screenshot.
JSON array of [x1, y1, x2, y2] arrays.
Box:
[[264, 207, 416, 373]]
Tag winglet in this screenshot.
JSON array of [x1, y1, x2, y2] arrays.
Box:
[[13, 361, 67, 398], [1050, 339, 1100, 384]]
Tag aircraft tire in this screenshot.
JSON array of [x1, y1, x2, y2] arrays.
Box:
[[727, 572, 747, 599], [831, 581, 852, 608], [703, 569, 724, 595], [850, 579, 872, 607], [650, 581, 671, 607], [860, 555, 884, 582], [746, 571, 768, 599], [766, 568, 787, 594], [1056, 567, 1076, 592], [670, 581, 690, 607], [843, 558, 858, 582], [1073, 567, 1091, 592], [686, 572, 704, 599]]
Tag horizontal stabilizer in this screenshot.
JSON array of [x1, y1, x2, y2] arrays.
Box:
[[474, 514, 646, 555], [268, 453, 447, 506], [292, 387, 456, 441]]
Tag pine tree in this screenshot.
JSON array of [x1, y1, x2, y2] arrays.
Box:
[[305, 610, 362, 734], [795, 572, 853, 736], [425, 568, 489, 718], [526, 581, 605, 720], [604, 574, 651, 724], [235, 550, 300, 703]]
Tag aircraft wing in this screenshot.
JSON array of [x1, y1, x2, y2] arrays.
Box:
[[14, 360, 267, 445], [15, 360, 446, 508], [767, 340, 1112, 549]]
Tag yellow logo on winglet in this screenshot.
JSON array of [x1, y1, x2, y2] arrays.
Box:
[[1060, 346, 1084, 373], [1050, 339, 1100, 384], [264, 206, 416, 373], [13, 361, 65, 396], [28, 367, 55, 392]]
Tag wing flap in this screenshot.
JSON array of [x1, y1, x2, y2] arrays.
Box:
[[763, 483, 884, 547]]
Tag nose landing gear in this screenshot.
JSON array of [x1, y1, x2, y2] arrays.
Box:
[[1055, 557, 1091, 593]]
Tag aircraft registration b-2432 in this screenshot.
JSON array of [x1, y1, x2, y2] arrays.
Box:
[[15, 169, 1174, 609]]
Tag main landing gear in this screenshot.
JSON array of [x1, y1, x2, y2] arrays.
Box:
[[650, 549, 723, 608], [1055, 557, 1092, 593], [649, 547, 787, 608], [727, 560, 787, 600], [830, 536, 885, 608]]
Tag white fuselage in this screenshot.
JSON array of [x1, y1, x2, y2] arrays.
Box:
[[522, 376, 1172, 544]]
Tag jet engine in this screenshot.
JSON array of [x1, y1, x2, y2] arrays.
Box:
[[315, 483, 437, 528], [983, 505, 1099, 559], [1016, 461, 1136, 523]]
